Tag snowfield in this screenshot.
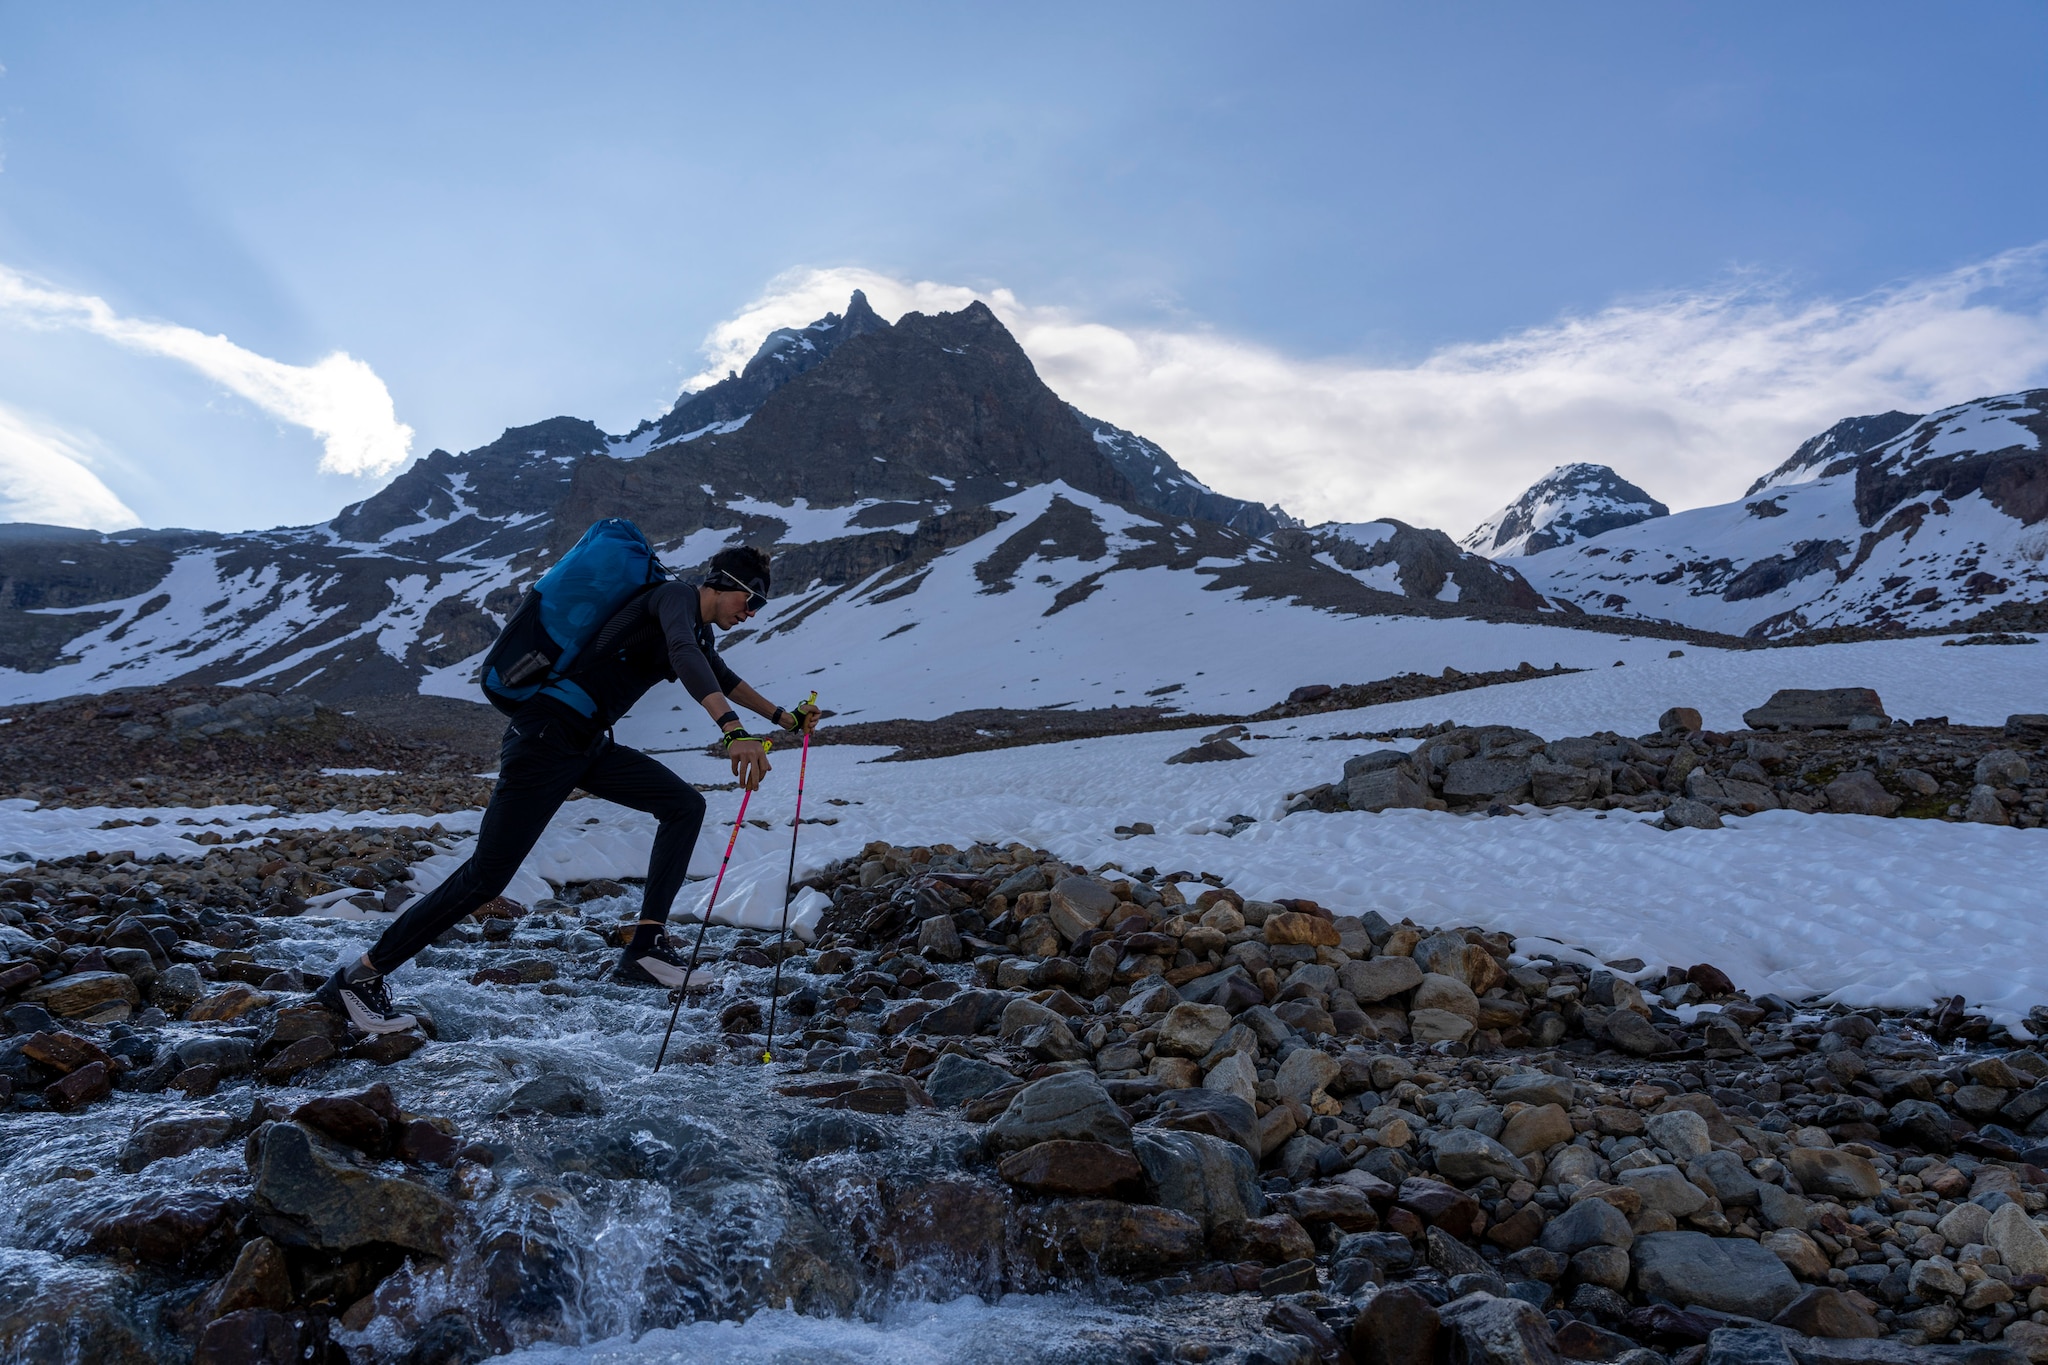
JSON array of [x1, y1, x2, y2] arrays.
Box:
[[6, 635, 2044, 1024]]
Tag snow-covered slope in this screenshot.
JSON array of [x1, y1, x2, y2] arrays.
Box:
[[1462, 463, 1669, 558], [1514, 392, 2048, 637]]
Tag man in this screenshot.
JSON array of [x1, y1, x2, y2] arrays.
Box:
[[313, 544, 816, 1034]]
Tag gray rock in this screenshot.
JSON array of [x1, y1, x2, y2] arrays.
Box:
[[1662, 797, 1725, 830], [1166, 739, 1249, 764], [1825, 770, 1901, 817], [925, 1054, 1016, 1107], [1686, 769, 1779, 812], [1433, 1127, 1529, 1185], [1976, 750, 2031, 788], [1493, 1072, 1576, 1110], [999, 997, 1063, 1039], [1634, 1230, 1801, 1318], [1692, 1149, 1763, 1207], [1132, 1129, 1263, 1231], [1273, 1048, 1340, 1107], [912, 989, 1012, 1036], [1340, 955, 1424, 1003], [988, 1072, 1132, 1152], [1344, 750, 1412, 781], [1348, 763, 1430, 812], [1619, 1164, 1710, 1216], [1605, 1010, 1671, 1056], [1708, 1328, 1798, 1365], [1741, 688, 1888, 732], [1645, 1110, 1711, 1160], [174, 1036, 255, 1074], [1965, 784, 2010, 825], [1143, 1089, 1261, 1158], [1435, 1292, 1563, 1365], [1756, 1182, 1813, 1231], [916, 915, 962, 962], [1444, 758, 1532, 802], [1539, 1195, 1634, 1254], [1530, 756, 1608, 806]]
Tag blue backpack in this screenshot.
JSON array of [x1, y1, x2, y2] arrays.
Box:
[[480, 518, 670, 717]]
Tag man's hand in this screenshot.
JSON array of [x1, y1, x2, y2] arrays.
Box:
[[727, 737, 771, 790], [790, 697, 821, 735]]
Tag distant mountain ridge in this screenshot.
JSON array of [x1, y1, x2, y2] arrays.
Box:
[[1462, 463, 1669, 558]]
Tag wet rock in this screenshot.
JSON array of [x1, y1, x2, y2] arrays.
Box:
[[1437, 1291, 1564, 1365], [256, 1036, 335, 1084], [119, 1110, 238, 1172], [926, 1053, 1017, 1107], [1707, 1328, 1797, 1365], [496, 1072, 603, 1118], [291, 1086, 397, 1154], [871, 1175, 1013, 1276], [1634, 1230, 1800, 1319], [1133, 1129, 1262, 1230], [1213, 1213, 1316, 1264], [84, 1189, 242, 1266], [21, 970, 140, 1020], [999, 1139, 1144, 1197], [1785, 1148, 1881, 1201], [21, 1030, 112, 1074], [1742, 688, 1887, 731], [988, 1072, 1132, 1152], [913, 988, 1011, 1036], [188, 1236, 294, 1325], [250, 1121, 460, 1255], [193, 1308, 310, 1365], [188, 985, 275, 1022], [1277, 1182, 1381, 1234], [1352, 1285, 1441, 1365], [44, 1059, 112, 1110], [1435, 1127, 1529, 1185], [1019, 1198, 1204, 1275], [1771, 1286, 1882, 1339], [351, 1030, 425, 1065], [0, 1256, 157, 1365]]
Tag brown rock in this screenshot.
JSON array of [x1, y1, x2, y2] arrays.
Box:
[[188, 1237, 293, 1325], [1686, 963, 1736, 997], [171, 1064, 222, 1097], [21, 970, 140, 1019], [1592, 1106, 1644, 1136], [1276, 1183, 1381, 1233], [1263, 912, 1340, 948], [290, 1096, 389, 1153], [188, 985, 274, 1022], [85, 1189, 241, 1265], [871, 1175, 1015, 1272], [257, 1037, 336, 1084], [1486, 1203, 1547, 1252], [1501, 1103, 1574, 1156], [997, 1140, 1144, 1197], [1398, 1178, 1483, 1236], [1772, 1285, 1882, 1339], [44, 1059, 112, 1111], [1211, 1212, 1316, 1263], [22, 1030, 113, 1075], [193, 1308, 308, 1365], [1786, 1148, 1881, 1201]]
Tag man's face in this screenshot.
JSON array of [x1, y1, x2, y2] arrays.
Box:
[[709, 588, 756, 629]]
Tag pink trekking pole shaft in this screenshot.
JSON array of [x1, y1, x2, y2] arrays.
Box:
[[653, 784, 753, 1073]]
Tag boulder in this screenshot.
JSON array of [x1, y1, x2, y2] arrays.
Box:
[[1413, 972, 1480, 1021], [1018, 1199, 1203, 1274], [1444, 758, 1532, 802], [1048, 878, 1118, 942], [1644, 1110, 1712, 1160], [1435, 1291, 1563, 1365], [1434, 1128, 1529, 1185], [1634, 1230, 1800, 1318], [1203, 1050, 1258, 1107], [495, 1073, 602, 1118], [20, 970, 140, 1020], [1144, 1089, 1260, 1158], [1273, 1048, 1340, 1107], [1976, 749, 2031, 787], [1824, 770, 1901, 817], [1663, 798, 1724, 830], [250, 1122, 460, 1256], [997, 1140, 1143, 1198], [1965, 784, 2010, 825], [1538, 1195, 1634, 1254], [1618, 1165, 1710, 1217], [1340, 955, 1424, 1003], [1165, 739, 1249, 765], [913, 989, 1012, 1036], [1494, 1072, 1576, 1110], [1502, 1103, 1574, 1156], [1132, 1129, 1263, 1230], [1659, 707, 1703, 736], [1352, 1286, 1441, 1365], [1348, 763, 1430, 812], [119, 1111, 238, 1173], [1786, 1148, 1881, 1201], [925, 1054, 1017, 1108], [1155, 1002, 1233, 1057], [988, 1072, 1132, 1152], [1265, 912, 1340, 948], [1771, 1286, 1882, 1339], [1987, 1201, 2048, 1278], [1212, 1213, 1316, 1264], [1410, 1008, 1477, 1045], [1741, 688, 1887, 731]]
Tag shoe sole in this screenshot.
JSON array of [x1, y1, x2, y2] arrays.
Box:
[[338, 987, 417, 1036]]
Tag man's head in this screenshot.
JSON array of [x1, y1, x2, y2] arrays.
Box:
[[701, 545, 771, 629]]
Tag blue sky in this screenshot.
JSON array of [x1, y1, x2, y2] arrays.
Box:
[[3, 3, 2048, 533]]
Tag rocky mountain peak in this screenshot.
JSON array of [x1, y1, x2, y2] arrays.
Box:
[[1744, 410, 1921, 498], [1461, 462, 1668, 558]]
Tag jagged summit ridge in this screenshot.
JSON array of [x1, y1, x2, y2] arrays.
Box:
[[1461, 462, 1669, 558]]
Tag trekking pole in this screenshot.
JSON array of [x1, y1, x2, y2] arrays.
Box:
[[653, 784, 754, 1073], [760, 693, 818, 1065]]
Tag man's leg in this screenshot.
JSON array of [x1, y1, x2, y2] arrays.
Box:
[[360, 724, 592, 974], [578, 745, 707, 983]]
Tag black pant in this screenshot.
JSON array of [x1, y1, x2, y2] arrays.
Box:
[[365, 713, 706, 975]]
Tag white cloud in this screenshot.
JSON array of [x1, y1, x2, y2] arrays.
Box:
[[0, 265, 413, 478], [696, 250, 2048, 533], [0, 406, 139, 530]]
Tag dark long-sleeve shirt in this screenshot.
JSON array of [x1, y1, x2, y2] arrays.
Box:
[[531, 581, 744, 740]]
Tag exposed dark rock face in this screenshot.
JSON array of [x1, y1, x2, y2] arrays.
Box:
[[1288, 522, 1550, 611], [1744, 411, 1922, 498], [1071, 410, 1294, 537], [648, 290, 892, 445]]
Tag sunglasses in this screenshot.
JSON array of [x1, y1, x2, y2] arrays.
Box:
[[715, 570, 769, 612]]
